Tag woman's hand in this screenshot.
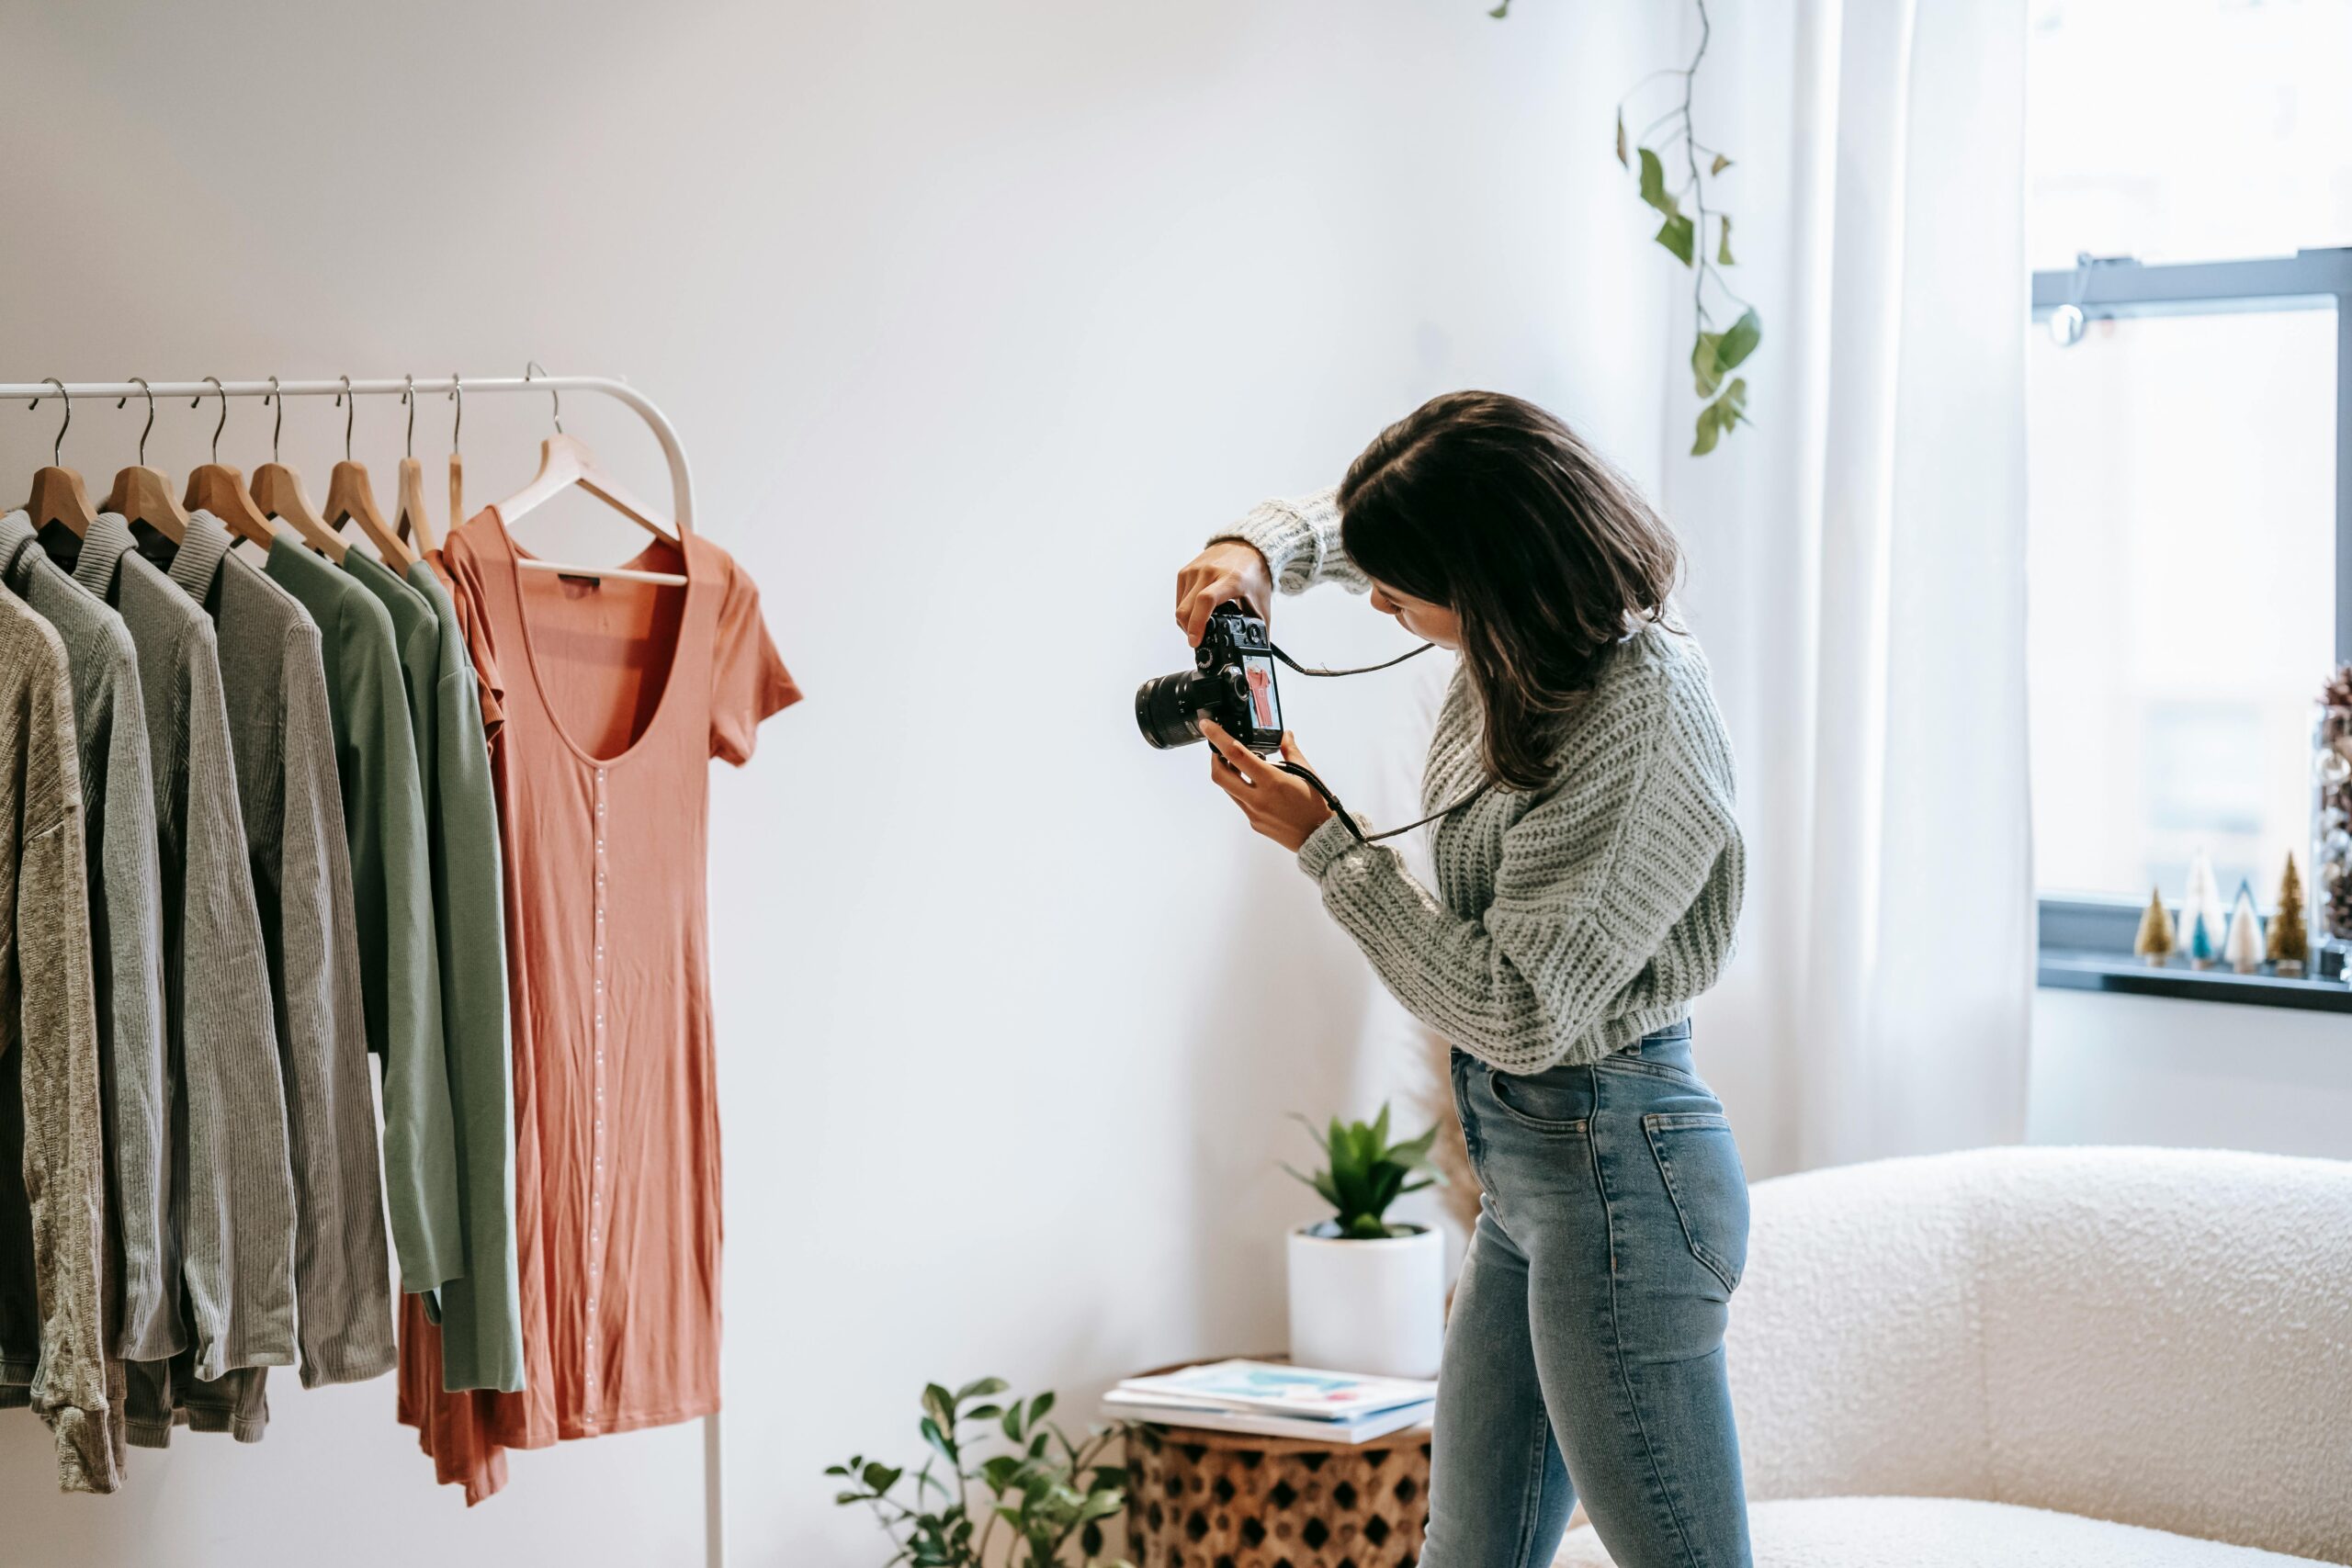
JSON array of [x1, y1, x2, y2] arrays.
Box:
[[1204, 720, 1334, 852], [1175, 540, 1274, 645]]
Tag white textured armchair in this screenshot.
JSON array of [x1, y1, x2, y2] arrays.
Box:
[[1557, 1146, 2352, 1566]]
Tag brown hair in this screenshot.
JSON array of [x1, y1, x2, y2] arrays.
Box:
[[1338, 391, 1681, 791]]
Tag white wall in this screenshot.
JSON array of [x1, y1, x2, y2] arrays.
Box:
[[2030, 993, 2352, 1159], [0, 2, 1678, 1562]]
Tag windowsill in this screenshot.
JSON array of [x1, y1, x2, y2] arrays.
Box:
[[2037, 948, 2352, 1013]]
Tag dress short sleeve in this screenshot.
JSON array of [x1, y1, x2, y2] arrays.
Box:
[[708, 553, 798, 765], [432, 527, 507, 743]]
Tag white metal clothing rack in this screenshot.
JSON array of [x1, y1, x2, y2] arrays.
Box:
[[0, 373, 729, 1568]]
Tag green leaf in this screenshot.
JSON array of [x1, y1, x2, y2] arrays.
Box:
[[834, 1490, 865, 1506], [919, 1416, 956, 1464], [1637, 148, 1679, 219], [1656, 213, 1695, 267], [955, 1377, 1010, 1404], [922, 1383, 955, 1431], [1489, 0, 1510, 15], [1391, 1124, 1439, 1165], [1691, 333, 1724, 397], [1722, 377, 1750, 422], [1716, 307, 1761, 370], [1711, 151, 1733, 175], [864, 1461, 904, 1494], [1082, 1521, 1106, 1556], [1716, 213, 1735, 265], [1029, 1391, 1057, 1425], [1691, 402, 1723, 457], [1615, 109, 1628, 168]]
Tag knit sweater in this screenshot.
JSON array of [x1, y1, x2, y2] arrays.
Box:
[[0, 588, 114, 1491], [1214, 488, 1744, 1075]]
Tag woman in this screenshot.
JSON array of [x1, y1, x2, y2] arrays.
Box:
[[1177, 391, 1751, 1568]]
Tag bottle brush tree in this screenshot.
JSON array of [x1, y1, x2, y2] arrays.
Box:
[[2224, 881, 2265, 976], [1283, 1103, 1447, 1241], [2133, 886, 2176, 965], [2270, 851, 2311, 976]]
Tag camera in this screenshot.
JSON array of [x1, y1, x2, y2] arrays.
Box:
[[1136, 603, 1284, 754]]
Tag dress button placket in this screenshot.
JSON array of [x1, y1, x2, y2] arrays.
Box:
[[588, 764, 609, 1424]]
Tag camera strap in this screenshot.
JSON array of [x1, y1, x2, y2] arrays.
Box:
[[1269, 641, 1434, 678], [1272, 761, 1492, 845], [1264, 637, 1482, 842]]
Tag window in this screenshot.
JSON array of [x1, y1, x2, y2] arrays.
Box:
[[2026, 1, 2352, 1001], [2028, 0, 2352, 267]]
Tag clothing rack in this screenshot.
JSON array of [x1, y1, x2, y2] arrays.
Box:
[[0, 372, 728, 1568]]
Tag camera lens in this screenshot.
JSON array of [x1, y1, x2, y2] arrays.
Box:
[[1135, 670, 1212, 749]]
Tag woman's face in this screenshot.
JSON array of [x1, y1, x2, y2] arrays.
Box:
[[1367, 577, 1463, 649]]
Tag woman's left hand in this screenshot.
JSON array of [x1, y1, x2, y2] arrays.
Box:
[[1203, 720, 1334, 852]]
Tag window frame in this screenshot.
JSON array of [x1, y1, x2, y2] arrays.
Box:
[[2027, 246, 2352, 1009]]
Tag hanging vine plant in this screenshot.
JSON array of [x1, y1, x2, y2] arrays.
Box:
[[1493, 0, 1761, 456]]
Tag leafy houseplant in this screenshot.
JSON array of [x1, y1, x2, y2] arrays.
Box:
[[1283, 1104, 1449, 1379], [1284, 1105, 1445, 1240], [828, 1378, 1130, 1568]]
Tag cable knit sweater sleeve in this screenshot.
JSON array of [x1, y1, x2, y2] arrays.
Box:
[[1294, 652, 1739, 1075], [1210, 487, 1370, 596]]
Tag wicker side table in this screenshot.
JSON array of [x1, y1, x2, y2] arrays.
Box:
[[1122, 1417, 1430, 1568]]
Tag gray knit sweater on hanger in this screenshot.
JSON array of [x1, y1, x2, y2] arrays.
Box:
[[1213, 488, 1744, 1076]]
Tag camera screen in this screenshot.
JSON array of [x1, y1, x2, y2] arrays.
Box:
[[1241, 654, 1279, 731]]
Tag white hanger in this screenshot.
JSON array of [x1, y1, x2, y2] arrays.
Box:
[[493, 364, 686, 587]]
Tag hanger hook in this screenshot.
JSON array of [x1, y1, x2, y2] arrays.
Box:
[[188, 376, 227, 462], [336, 374, 356, 461], [266, 375, 283, 462], [448, 373, 463, 455], [28, 378, 70, 466], [118, 377, 157, 466], [401, 374, 416, 457], [524, 359, 561, 435]]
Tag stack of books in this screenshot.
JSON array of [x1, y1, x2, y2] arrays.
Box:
[[1102, 1359, 1437, 1443]]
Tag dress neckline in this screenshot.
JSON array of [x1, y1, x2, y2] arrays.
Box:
[[481, 504, 699, 769]]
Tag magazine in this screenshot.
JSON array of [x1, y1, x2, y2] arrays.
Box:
[[1102, 1393, 1433, 1445], [1110, 1359, 1436, 1419]]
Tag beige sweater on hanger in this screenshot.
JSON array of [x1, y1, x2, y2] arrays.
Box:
[[0, 587, 114, 1492]]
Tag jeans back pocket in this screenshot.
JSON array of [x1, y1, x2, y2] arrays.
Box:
[[1641, 1112, 1749, 1294]]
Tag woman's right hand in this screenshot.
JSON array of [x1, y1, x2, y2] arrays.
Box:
[[1175, 539, 1275, 646]]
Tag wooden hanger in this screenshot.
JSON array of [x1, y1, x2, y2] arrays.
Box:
[[393, 378, 440, 558], [101, 379, 189, 546], [22, 379, 96, 537], [250, 378, 347, 563], [492, 364, 686, 586], [397, 457, 438, 556], [180, 377, 282, 550], [322, 378, 415, 573]]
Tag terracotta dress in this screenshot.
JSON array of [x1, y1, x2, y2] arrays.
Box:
[[399, 510, 797, 1502]]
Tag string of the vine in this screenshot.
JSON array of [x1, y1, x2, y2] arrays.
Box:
[[1494, 0, 1762, 456]]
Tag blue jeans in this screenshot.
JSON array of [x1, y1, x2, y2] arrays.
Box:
[[1426, 1023, 1753, 1568]]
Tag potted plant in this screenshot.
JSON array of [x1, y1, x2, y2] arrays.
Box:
[[1282, 1104, 1447, 1379], [827, 1377, 1130, 1567]]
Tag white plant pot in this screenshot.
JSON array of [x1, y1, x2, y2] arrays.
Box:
[[1285, 1224, 1444, 1380]]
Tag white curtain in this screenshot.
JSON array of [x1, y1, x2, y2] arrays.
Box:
[[1664, 0, 2033, 1174]]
